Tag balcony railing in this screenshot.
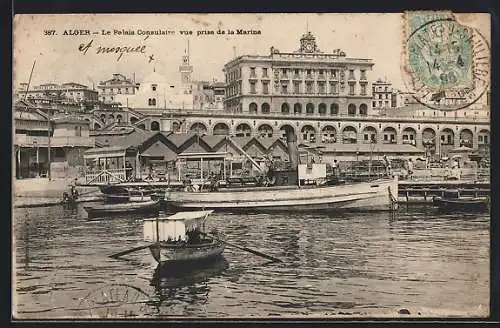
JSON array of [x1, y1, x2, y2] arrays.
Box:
[[14, 134, 95, 147]]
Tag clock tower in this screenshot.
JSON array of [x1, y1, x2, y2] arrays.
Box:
[[299, 31, 319, 53]]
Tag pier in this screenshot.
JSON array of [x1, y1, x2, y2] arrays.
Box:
[[398, 180, 490, 203]]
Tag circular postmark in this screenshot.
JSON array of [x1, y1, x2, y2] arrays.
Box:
[[77, 283, 158, 318], [402, 16, 490, 110]]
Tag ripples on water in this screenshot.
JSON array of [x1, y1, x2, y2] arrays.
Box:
[[12, 203, 489, 318]]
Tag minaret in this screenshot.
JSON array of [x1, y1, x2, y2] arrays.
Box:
[[179, 39, 193, 85]]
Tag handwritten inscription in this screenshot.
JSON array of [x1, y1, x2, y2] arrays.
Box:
[[78, 39, 146, 62]]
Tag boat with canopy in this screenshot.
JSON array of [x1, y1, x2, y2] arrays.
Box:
[[143, 210, 224, 265]]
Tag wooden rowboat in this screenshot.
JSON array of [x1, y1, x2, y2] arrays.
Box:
[[84, 200, 161, 218], [143, 210, 225, 265], [432, 196, 490, 212]]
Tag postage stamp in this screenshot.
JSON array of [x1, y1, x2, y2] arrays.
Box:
[[401, 11, 490, 110]]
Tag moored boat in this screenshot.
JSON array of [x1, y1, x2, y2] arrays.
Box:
[[143, 210, 224, 265], [84, 200, 161, 218], [432, 189, 490, 212], [165, 176, 398, 212]]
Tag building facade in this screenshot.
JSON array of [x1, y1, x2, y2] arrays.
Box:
[[223, 32, 374, 118], [371, 78, 403, 109], [14, 101, 95, 179], [97, 73, 139, 104], [17, 82, 99, 103]]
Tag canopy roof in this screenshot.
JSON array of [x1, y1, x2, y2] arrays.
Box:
[[143, 210, 214, 242], [84, 146, 130, 159]]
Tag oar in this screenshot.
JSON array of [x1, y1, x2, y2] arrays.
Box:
[[109, 244, 154, 259], [201, 232, 282, 263]]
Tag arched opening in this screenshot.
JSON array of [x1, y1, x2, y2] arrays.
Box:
[[342, 126, 357, 144], [116, 114, 122, 123], [130, 117, 139, 125], [258, 124, 273, 138], [318, 103, 327, 116], [330, 103, 339, 115], [280, 124, 296, 141], [138, 123, 146, 130], [348, 104, 356, 116], [150, 121, 160, 131], [249, 102, 258, 114], [190, 122, 208, 134], [359, 104, 368, 116], [294, 103, 302, 114], [440, 128, 455, 145], [108, 114, 115, 121], [321, 125, 336, 143], [383, 126, 397, 144], [261, 103, 270, 114], [235, 123, 252, 137], [362, 126, 377, 144], [306, 103, 314, 115], [100, 114, 106, 122], [172, 121, 181, 133], [281, 103, 290, 114], [213, 122, 230, 135], [459, 128, 473, 148], [402, 127, 417, 146], [301, 125, 316, 143], [94, 123, 101, 130]]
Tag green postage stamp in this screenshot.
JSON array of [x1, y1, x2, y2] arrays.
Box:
[[402, 11, 490, 110]]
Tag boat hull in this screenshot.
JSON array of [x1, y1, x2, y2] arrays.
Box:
[[84, 200, 161, 218], [165, 178, 398, 212], [148, 240, 225, 265], [432, 196, 490, 212]]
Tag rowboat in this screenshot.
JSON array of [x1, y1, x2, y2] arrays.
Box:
[[433, 195, 490, 212], [164, 176, 399, 212], [143, 210, 225, 265], [83, 200, 161, 218]]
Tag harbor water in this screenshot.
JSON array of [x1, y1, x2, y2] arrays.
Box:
[[12, 204, 489, 319]]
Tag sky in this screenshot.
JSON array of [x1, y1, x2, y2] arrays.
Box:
[[13, 13, 490, 91]]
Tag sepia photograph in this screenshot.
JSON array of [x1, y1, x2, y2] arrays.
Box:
[[12, 12, 491, 319]]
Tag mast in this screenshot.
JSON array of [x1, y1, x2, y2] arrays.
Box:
[[24, 60, 36, 101]]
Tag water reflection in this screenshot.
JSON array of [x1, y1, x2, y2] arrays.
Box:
[[150, 256, 229, 315]]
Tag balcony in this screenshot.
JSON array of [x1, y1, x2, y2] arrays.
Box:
[[15, 134, 95, 147]]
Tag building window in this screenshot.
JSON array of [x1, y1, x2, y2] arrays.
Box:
[[306, 82, 313, 94], [359, 104, 368, 116], [262, 67, 268, 77], [318, 103, 327, 115], [152, 84, 157, 91], [332, 69, 338, 79], [250, 81, 256, 94], [249, 102, 258, 113], [348, 69, 355, 80], [306, 103, 314, 115], [281, 103, 290, 114], [262, 81, 269, 94], [330, 82, 338, 94], [294, 103, 302, 114], [282, 68, 288, 77], [294, 69, 300, 77], [293, 81, 300, 94], [318, 82, 325, 94], [75, 126, 82, 137], [348, 104, 356, 116], [262, 103, 270, 114], [360, 70, 366, 80], [330, 103, 339, 115], [148, 98, 156, 106], [250, 67, 256, 78], [372, 101, 376, 107], [349, 83, 355, 96], [282, 84, 288, 94], [360, 84, 367, 95]]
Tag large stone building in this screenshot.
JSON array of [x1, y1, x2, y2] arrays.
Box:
[[223, 31, 373, 117], [17, 82, 99, 103], [372, 78, 403, 109], [97, 73, 139, 104]]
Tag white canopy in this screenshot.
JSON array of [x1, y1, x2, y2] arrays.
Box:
[[143, 210, 213, 242]]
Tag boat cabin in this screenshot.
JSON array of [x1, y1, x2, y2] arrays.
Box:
[[143, 210, 214, 244]]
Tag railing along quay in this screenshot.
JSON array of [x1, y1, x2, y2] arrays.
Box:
[[398, 180, 490, 202]]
